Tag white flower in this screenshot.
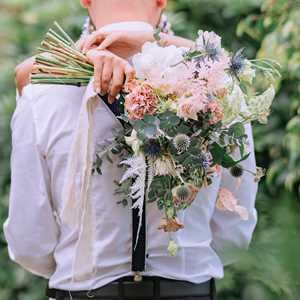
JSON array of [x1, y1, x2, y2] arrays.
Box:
[[124, 130, 142, 155], [167, 240, 179, 257], [220, 83, 244, 125], [153, 156, 177, 176], [132, 42, 188, 91], [239, 60, 256, 84], [247, 85, 275, 124], [254, 167, 266, 182]]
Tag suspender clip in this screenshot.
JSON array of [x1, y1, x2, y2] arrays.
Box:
[[133, 272, 143, 282]]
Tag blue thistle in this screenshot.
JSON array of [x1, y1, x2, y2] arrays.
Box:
[[199, 152, 212, 169], [196, 36, 222, 62], [230, 48, 246, 78], [143, 139, 161, 158]]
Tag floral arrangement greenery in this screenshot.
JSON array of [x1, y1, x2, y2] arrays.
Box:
[[31, 24, 280, 254]]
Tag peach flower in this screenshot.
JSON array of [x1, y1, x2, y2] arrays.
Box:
[[124, 83, 158, 120], [177, 94, 207, 121], [158, 217, 184, 232], [207, 100, 224, 124], [216, 188, 249, 220]]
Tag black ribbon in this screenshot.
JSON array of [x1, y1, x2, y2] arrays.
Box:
[[99, 94, 146, 273]]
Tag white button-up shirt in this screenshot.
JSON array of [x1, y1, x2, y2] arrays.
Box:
[[3, 21, 258, 292]]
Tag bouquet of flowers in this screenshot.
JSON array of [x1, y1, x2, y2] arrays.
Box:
[[32, 24, 280, 255]]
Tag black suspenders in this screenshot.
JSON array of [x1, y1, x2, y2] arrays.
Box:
[[100, 94, 146, 279]]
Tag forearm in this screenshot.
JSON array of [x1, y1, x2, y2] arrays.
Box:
[[142, 31, 195, 49], [159, 33, 195, 49], [15, 56, 35, 96]]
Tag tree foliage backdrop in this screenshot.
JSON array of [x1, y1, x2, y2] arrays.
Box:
[[0, 1, 299, 299]]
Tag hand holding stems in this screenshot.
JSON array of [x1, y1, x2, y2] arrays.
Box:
[[86, 49, 135, 103], [15, 49, 134, 102]]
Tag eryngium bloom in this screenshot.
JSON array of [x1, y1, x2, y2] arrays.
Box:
[[173, 134, 191, 153], [172, 183, 199, 207], [195, 30, 223, 62], [230, 165, 244, 177], [230, 48, 246, 78], [143, 139, 161, 158]]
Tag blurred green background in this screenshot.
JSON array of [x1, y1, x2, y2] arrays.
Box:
[[0, 0, 299, 299]]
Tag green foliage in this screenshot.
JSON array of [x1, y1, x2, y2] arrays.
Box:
[[0, 0, 299, 299]]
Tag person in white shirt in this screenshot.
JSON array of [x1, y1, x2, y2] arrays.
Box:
[[4, 1, 258, 299]]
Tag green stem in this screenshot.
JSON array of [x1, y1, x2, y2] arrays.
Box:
[[54, 21, 76, 46]]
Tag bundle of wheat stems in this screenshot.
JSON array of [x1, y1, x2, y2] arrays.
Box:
[[31, 22, 94, 86]]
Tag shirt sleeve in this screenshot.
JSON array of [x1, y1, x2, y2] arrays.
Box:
[[210, 122, 258, 265], [3, 90, 59, 279]]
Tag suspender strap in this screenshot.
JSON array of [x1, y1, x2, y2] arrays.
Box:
[[98, 93, 147, 275], [131, 195, 146, 273]]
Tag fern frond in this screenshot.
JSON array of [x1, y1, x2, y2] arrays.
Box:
[[120, 155, 154, 250]]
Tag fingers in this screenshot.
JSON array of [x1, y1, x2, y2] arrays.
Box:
[[93, 59, 104, 94], [109, 63, 124, 103], [86, 49, 104, 93], [82, 31, 108, 53], [101, 58, 113, 96], [75, 36, 86, 51], [86, 48, 136, 96], [96, 33, 121, 51]]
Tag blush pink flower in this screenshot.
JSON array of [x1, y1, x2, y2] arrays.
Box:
[[177, 84, 208, 121], [177, 99, 199, 121], [124, 83, 158, 120], [206, 100, 224, 124], [191, 55, 230, 96], [216, 188, 249, 220]]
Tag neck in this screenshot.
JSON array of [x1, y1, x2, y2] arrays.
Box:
[[92, 16, 156, 30], [88, 4, 161, 30]]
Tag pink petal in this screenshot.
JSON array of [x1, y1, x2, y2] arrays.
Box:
[[235, 205, 249, 220]]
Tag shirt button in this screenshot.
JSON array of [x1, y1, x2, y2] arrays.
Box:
[[146, 253, 149, 259]]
